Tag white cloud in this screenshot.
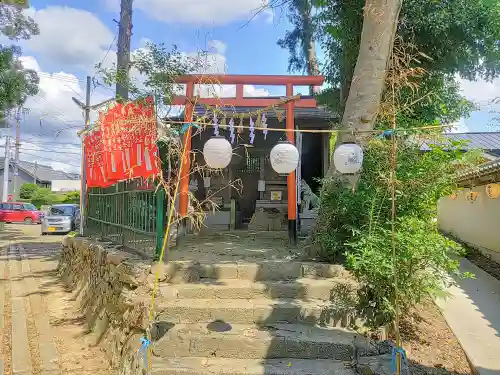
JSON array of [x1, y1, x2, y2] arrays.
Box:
[[459, 77, 500, 110], [20, 6, 114, 73], [5, 56, 115, 173], [446, 118, 470, 134], [105, 0, 273, 25]]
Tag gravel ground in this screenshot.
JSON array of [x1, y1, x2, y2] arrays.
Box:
[[466, 250, 500, 282], [401, 299, 473, 375]]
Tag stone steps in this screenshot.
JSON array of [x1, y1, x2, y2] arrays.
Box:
[[163, 260, 347, 283], [156, 298, 355, 327], [152, 259, 358, 375], [152, 323, 356, 360], [160, 278, 356, 301], [150, 357, 354, 375]]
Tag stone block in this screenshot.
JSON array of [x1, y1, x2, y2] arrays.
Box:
[[107, 250, 128, 265], [116, 262, 149, 286], [150, 262, 168, 282], [201, 264, 238, 280]]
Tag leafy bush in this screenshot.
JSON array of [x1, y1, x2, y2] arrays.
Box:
[[316, 137, 479, 328], [62, 191, 80, 203], [19, 183, 38, 199], [31, 188, 64, 208]]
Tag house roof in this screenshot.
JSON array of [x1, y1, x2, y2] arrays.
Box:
[[0, 158, 80, 183], [444, 132, 500, 157], [421, 132, 500, 159]]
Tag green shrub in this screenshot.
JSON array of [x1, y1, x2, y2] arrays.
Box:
[[31, 188, 64, 208], [63, 191, 80, 204], [20, 183, 38, 199], [316, 138, 479, 328]]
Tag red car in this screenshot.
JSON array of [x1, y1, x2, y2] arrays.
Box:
[[0, 202, 42, 224]]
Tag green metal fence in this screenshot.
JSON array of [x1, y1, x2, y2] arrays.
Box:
[[85, 180, 165, 257]]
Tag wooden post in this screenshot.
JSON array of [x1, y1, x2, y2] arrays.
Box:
[[179, 82, 194, 235], [286, 84, 297, 245]]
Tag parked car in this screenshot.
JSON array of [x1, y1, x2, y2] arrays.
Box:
[[0, 202, 42, 224], [41, 204, 80, 235]]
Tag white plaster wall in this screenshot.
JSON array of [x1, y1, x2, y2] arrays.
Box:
[[438, 185, 500, 263]]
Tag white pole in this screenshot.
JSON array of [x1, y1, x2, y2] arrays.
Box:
[[2, 135, 10, 202]]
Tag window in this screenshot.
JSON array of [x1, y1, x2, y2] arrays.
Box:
[[50, 206, 75, 216], [23, 204, 37, 211], [13, 204, 23, 211], [0, 203, 11, 210]]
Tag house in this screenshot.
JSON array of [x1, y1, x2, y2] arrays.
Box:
[[437, 132, 500, 264], [0, 158, 80, 199]]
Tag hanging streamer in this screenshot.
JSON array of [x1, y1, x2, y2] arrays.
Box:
[[391, 346, 407, 375], [139, 337, 151, 373], [262, 113, 268, 140], [213, 112, 219, 136], [229, 118, 235, 144], [249, 116, 255, 144]]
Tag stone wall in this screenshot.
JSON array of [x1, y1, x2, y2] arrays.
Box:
[[58, 236, 160, 375]]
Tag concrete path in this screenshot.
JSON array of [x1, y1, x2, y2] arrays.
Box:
[[436, 258, 500, 375], [0, 224, 111, 375]]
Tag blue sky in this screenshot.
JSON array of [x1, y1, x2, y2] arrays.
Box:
[[27, 0, 295, 95], [1, 0, 498, 172]]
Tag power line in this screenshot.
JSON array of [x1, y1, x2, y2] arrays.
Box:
[[20, 151, 81, 168], [0, 145, 81, 156]]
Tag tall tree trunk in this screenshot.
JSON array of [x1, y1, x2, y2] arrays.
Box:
[[297, 0, 319, 95], [306, 38, 320, 95], [326, 0, 402, 177]]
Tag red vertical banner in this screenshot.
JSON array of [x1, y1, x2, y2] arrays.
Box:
[[98, 96, 159, 184], [85, 128, 112, 188]]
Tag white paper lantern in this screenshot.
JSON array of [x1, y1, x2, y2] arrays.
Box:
[[270, 141, 299, 174], [203, 136, 232, 169], [333, 143, 363, 174]]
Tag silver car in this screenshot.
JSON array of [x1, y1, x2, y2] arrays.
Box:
[[41, 204, 80, 235]]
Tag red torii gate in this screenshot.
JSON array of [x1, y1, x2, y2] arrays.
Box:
[[172, 74, 325, 243]]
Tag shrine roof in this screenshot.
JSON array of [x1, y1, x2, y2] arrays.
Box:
[[168, 96, 337, 123]]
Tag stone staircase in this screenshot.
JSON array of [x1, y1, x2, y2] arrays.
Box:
[[149, 260, 362, 375]]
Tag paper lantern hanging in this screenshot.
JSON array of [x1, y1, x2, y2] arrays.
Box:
[[486, 183, 500, 199], [333, 143, 364, 174], [203, 136, 233, 169], [270, 141, 299, 174], [466, 191, 478, 203]]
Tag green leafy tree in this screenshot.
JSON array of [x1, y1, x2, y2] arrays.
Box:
[[277, 0, 320, 94], [19, 182, 37, 199], [97, 42, 203, 105], [316, 0, 500, 116], [317, 138, 481, 327], [0, 2, 39, 124]]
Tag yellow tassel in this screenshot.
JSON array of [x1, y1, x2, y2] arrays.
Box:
[[255, 114, 262, 129], [220, 117, 227, 129], [238, 117, 244, 134]]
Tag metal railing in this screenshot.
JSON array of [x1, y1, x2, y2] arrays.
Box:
[[85, 180, 165, 257]]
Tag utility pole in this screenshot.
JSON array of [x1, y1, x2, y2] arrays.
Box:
[[2, 135, 10, 202], [79, 76, 91, 236], [116, 0, 133, 100], [13, 106, 21, 197], [72, 77, 114, 235]]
